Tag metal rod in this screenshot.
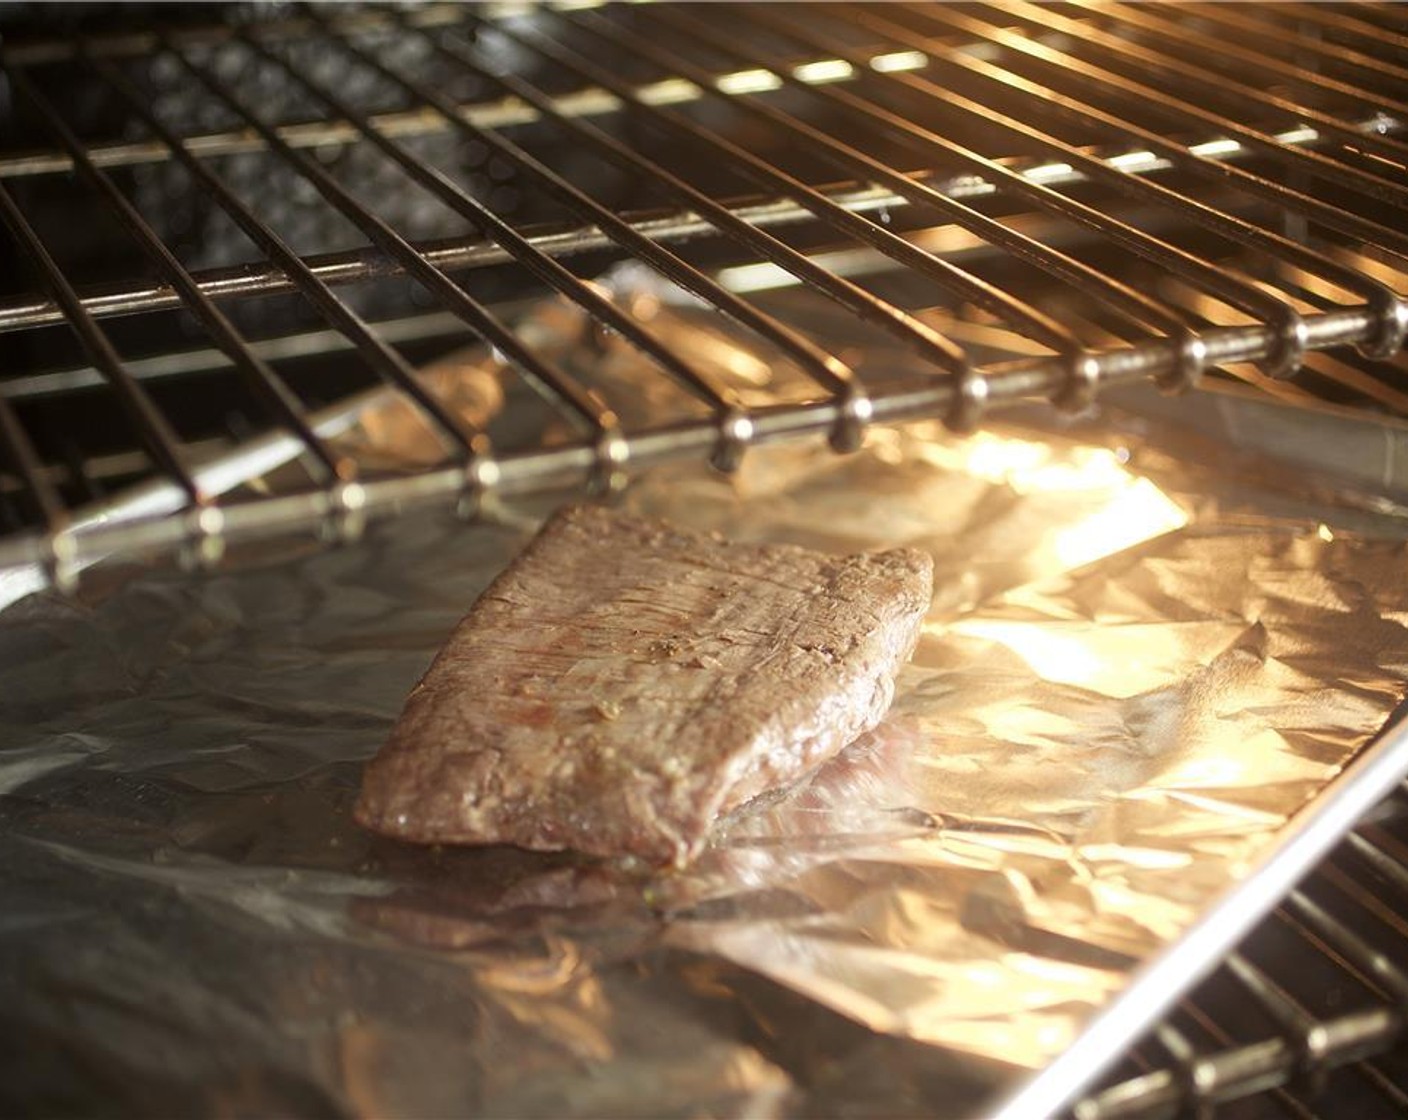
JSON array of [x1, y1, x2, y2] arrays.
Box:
[[453, 11, 942, 409], [0, 2, 470, 66], [547, 8, 1077, 373], [1347, 2, 1408, 33], [164, 36, 622, 444], [1224, 952, 1333, 1095], [1346, 829, 1408, 900], [0, 183, 200, 507], [1277, 2, 1408, 58], [649, 4, 1203, 394], [317, 4, 889, 437], [1130, 1, 1408, 92], [873, 4, 1408, 362], [0, 94, 540, 180], [0, 182, 913, 333], [982, 0, 1408, 207], [0, 397, 60, 524], [479, 17, 982, 386], [1286, 886, 1408, 1011], [978, 1, 1408, 168], [902, 3, 1408, 268], [90, 51, 485, 463], [7, 62, 345, 487], [3, 312, 473, 401], [848, 3, 1408, 308], [0, 35, 984, 179], [0, 198, 1236, 405], [742, 5, 1326, 380], [0, 300, 1388, 579], [252, 18, 738, 422], [1, 120, 1388, 337]]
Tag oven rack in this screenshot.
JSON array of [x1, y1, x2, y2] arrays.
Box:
[[1072, 773, 1408, 1120], [0, 2, 1405, 590]]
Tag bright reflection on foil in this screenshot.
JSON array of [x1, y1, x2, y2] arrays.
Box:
[[3, 285, 1408, 1118], [925, 431, 1188, 595], [951, 621, 1105, 687], [1051, 479, 1185, 569]]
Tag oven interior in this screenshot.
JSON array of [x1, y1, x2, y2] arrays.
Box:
[[2, 4, 1407, 1116]]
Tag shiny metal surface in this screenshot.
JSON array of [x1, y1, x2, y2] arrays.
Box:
[[0, 3, 1405, 589], [4, 357, 1408, 1116], [2, 9, 1408, 1107], [1069, 778, 1408, 1119]]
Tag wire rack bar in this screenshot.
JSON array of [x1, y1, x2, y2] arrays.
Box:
[[0, 2, 472, 67], [0, 36, 977, 179], [309, 3, 882, 460], [165, 35, 618, 450], [512, 12, 1062, 378], [653, 6, 1187, 346], [0, 183, 199, 507], [0, 181, 912, 334], [4, 65, 346, 491], [243, 25, 737, 425], [1072, 782, 1408, 1119], [739, 9, 1307, 387], [88, 48, 488, 475], [0, 391, 66, 575], [1138, 2, 1408, 95], [448, 11, 915, 416], [6, 112, 1384, 337], [0, 1, 1403, 592], [898, 5, 1408, 267], [783, 5, 1407, 371], [652, 10, 1217, 406], [1054, 2, 1408, 171], [0, 301, 1387, 580], [1267, 2, 1408, 60], [982, 0, 1408, 206]]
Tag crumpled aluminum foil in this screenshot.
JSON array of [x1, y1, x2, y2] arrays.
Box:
[[3, 290, 1408, 1118]]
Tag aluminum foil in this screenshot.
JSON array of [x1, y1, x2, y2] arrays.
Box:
[[3, 295, 1408, 1118]]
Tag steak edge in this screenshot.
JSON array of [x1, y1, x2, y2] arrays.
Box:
[[355, 504, 934, 866]]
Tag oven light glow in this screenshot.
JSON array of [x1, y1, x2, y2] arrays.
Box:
[[715, 262, 791, 292], [1190, 137, 1242, 159], [553, 87, 624, 117], [638, 78, 702, 107], [1025, 162, 1075, 184], [1108, 150, 1160, 173], [792, 58, 855, 85], [716, 68, 783, 95], [870, 49, 928, 73]]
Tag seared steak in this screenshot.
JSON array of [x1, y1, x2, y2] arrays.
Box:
[[355, 504, 933, 866]]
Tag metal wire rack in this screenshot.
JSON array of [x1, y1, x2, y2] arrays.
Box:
[[0, 2, 1405, 591], [1072, 770, 1408, 1120], [2, 5, 1408, 1117]]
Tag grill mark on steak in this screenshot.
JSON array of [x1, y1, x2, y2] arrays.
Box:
[[355, 504, 934, 867]]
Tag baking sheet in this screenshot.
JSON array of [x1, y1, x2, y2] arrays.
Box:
[[3, 300, 1408, 1116]]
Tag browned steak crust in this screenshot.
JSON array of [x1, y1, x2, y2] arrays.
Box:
[[355, 504, 934, 866]]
